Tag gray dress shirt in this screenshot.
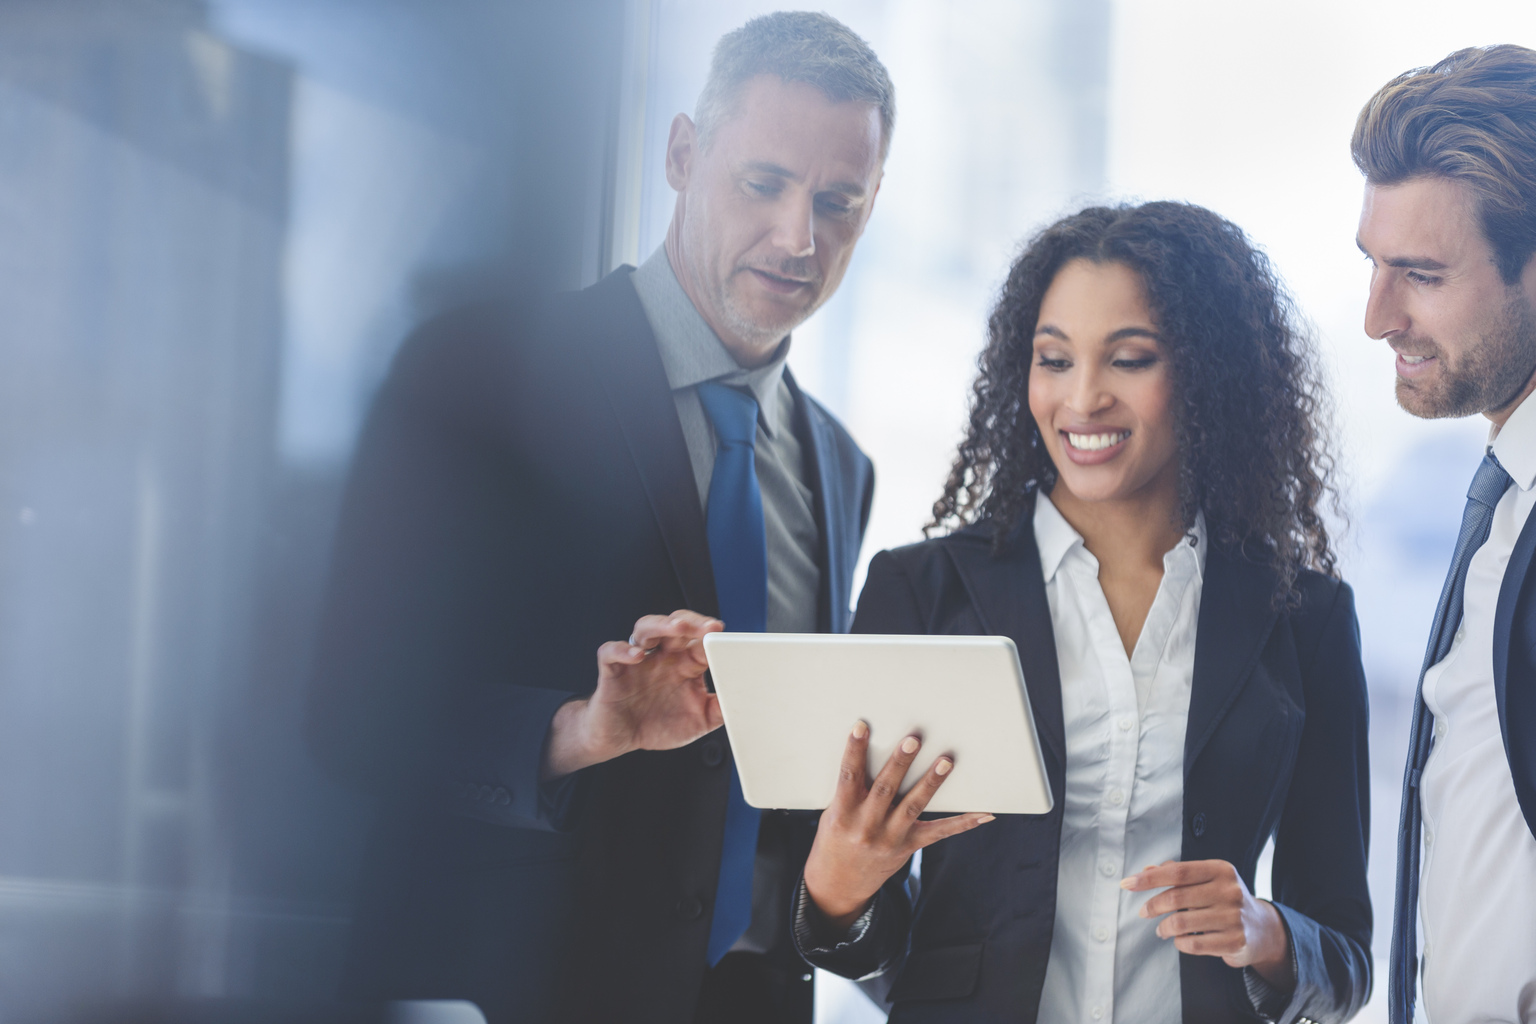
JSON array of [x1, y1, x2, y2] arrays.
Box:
[[630, 246, 824, 957], [630, 246, 821, 636]]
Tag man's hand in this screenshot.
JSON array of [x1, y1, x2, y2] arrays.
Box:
[[1122, 859, 1295, 991], [542, 610, 724, 781], [802, 722, 995, 931]]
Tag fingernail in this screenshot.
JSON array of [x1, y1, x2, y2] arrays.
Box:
[[934, 758, 952, 776], [1119, 875, 1138, 890], [901, 736, 920, 754], [1139, 904, 1150, 918], [977, 814, 995, 823], [852, 720, 868, 739]]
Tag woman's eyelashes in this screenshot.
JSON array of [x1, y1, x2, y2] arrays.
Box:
[[1033, 352, 1159, 371]]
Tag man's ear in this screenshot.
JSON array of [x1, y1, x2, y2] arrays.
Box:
[[665, 113, 697, 192]]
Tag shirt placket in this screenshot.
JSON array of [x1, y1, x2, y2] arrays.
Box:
[[1068, 559, 1140, 1023]]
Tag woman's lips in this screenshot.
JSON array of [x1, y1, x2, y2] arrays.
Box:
[[1060, 430, 1131, 466]]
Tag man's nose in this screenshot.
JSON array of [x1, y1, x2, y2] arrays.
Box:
[[770, 194, 815, 259], [1363, 270, 1408, 340]]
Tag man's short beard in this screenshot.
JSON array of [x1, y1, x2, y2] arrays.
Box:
[[718, 264, 824, 352], [1397, 289, 1536, 419], [719, 290, 811, 350]]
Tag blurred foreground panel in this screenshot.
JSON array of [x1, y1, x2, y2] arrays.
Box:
[[0, 0, 296, 1016]]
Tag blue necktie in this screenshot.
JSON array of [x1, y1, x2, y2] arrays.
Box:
[[1390, 452, 1512, 1023], [697, 382, 767, 966]]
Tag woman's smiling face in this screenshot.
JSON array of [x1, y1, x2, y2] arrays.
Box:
[[1028, 258, 1180, 506]]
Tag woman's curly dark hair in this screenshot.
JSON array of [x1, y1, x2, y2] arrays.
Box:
[[930, 201, 1341, 604]]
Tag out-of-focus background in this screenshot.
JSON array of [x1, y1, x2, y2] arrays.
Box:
[[1, 0, 1532, 1021]]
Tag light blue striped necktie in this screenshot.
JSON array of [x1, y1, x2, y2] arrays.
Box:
[[1390, 451, 1512, 1023], [696, 381, 767, 966]]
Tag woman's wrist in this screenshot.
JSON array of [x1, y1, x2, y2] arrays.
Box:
[[1247, 900, 1297, 991], [802, 866, 875, 931]]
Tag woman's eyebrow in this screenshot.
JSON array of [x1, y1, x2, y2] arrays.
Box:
[[1034, 324, 1069, 340], [1106, 326, 1160, 342]]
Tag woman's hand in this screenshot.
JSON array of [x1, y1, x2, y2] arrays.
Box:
[[803, 721, 996, 930], [1122, 860, 1295, 991]]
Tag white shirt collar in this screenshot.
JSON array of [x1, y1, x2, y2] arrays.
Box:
[[1490, 389, 1536, 493], [1033, 490, 1207, 583]]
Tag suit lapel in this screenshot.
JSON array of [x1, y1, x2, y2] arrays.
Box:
[[580, 269, 719, 617], [787, 370, 852, 634], [943, 524, 1067, 792], [1493, 496, 1536, 786], [1184, 544, 1279, 775]]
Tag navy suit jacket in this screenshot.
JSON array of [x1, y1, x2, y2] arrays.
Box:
[[1493, 503, 1536, 838], [802, 514, 1373, 1023], [307, 268, 873, 1023]]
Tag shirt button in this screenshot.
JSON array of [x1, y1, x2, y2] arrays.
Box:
[[1099, 860, 1116, 877], [1118, 717, 1134, 732], [1108, 788, 1124, 806], [1424, 830, 1433, 846], [1093, 926, 1109, 942], [1092, 1006, 1105, 1020]]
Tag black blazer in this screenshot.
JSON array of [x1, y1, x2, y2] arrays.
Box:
[[307, 268, 874, 1023], [801, 516, 1372, 1023], [1388, 490, 1536, 1020], [1492, 506, 1536, 837]]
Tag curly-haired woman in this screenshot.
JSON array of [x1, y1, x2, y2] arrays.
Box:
[[793, 202, 1372, 1022]]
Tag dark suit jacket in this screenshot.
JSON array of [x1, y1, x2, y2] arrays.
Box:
[[1493, 505, 1536, 839], [307, 267, 874, 1023], [801, 515, 1372, 1023]]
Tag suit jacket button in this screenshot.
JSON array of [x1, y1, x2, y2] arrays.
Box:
[[496, 788, 512, 805], [1192, 812, 1207, 837], [675, 896, 704, 921], [700, 741, 724, 768]]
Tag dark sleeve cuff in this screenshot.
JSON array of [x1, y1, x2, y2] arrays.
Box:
[[1242, 901, 1299, 1021], [447, 686, 582, 831], [792, 875, 879, 955]]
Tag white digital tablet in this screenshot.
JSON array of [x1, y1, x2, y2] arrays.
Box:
[[701, 632, 1053, 815]]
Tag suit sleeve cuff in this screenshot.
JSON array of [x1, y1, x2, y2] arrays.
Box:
[[792, 874, 879, 957], [1243, 901, 1301, 1022], [447, 687, 582, 831]]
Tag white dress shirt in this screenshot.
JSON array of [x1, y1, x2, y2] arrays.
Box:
[[1418, 392, 1536, 1024], [1034, 493, 1205, 1024]]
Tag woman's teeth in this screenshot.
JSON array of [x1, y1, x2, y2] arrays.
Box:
[[1066, 431, 1130, 451]]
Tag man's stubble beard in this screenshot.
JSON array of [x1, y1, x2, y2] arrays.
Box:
[[1396, 289, 1536, 419], [718, 265, 825, 353]]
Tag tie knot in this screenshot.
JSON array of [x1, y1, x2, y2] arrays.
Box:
[[698, 382, 759, 447], [1468, 452, 1514, 510]]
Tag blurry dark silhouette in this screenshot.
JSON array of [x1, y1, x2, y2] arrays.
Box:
[[0, 0, 626, 1019]]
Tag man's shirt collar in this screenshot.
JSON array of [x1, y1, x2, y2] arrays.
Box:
[[631, 245, 791, 437], [1491, 388, 1536, 493]]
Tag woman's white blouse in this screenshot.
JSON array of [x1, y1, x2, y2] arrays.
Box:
[[1033, 492, 1206, 1024]]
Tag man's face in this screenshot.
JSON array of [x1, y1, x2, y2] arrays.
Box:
[[666, 75, 883, 365], [1357, 176, 1536, 422]]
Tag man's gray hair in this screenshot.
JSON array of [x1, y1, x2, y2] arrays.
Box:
[[695, 11, 895, 159]]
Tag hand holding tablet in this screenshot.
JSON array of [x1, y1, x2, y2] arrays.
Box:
[[701, 632, 1053, 815]]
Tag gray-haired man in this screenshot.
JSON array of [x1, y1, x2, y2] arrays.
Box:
[[309, 12, 889, 1023]]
